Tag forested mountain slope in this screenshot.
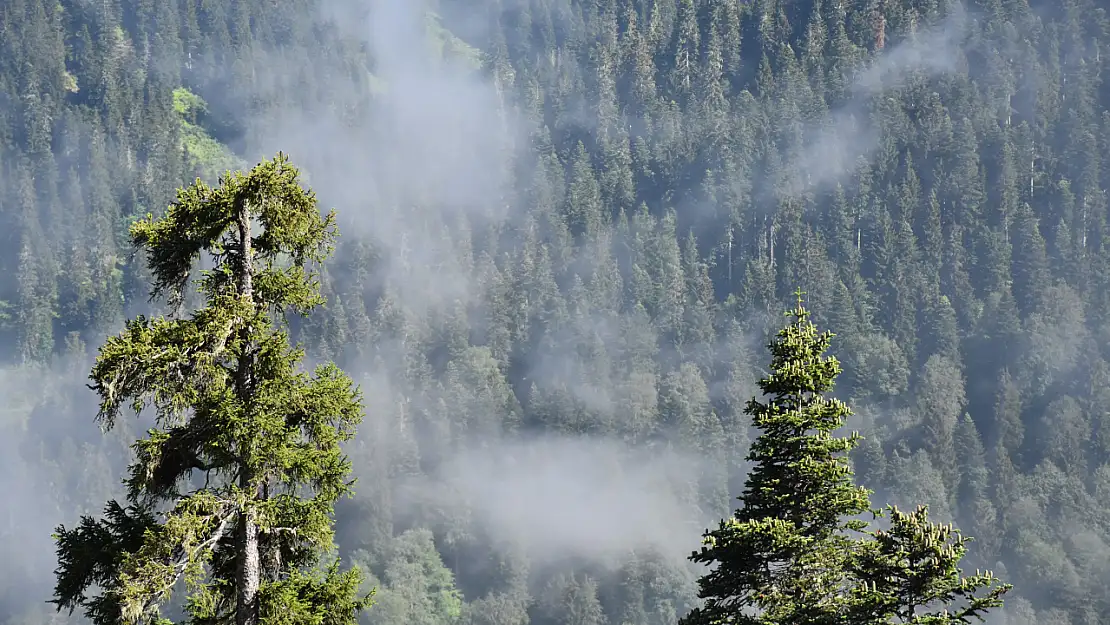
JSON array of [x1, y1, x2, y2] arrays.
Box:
[[1, 0, 1109, 624]]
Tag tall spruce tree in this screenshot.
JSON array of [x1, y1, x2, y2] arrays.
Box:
[[680, 295, 1010, 625], [49, 153, 373, 625], [681, 294, 872, 625]]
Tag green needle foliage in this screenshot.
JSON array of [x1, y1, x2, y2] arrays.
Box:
[[848, 505, 1011, 624], [50, 153, 373, 625], [682, 293, 872, 625], [680, 294, 1010, 625]]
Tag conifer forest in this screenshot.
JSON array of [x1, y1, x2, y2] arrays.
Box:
[[1, 0, 1109, 623]]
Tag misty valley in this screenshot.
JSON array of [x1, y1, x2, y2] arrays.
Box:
[[0, 0, 1108, 624]]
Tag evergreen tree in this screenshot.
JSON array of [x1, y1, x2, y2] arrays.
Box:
[[681, 295, 1010, 624], [49, 154, 372, 625], [848, 504, 1011, 623], [681, 294, 871, 625]]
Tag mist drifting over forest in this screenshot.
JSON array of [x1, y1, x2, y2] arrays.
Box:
[[1, 0, 1110, 623]]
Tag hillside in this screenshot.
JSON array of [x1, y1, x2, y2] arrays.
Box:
[[1, 0, 1109, 624]]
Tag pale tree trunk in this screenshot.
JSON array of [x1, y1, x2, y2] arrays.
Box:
[[261, 480, 282, 581], [237, 200, 254, 298], [236, 506, 261, 625], [235, 199, 261, 625]]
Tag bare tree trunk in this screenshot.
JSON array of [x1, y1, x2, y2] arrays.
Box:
[[235, 198, 260, 625], [236, 500, 261, 625], [237, 199, 253, 299]]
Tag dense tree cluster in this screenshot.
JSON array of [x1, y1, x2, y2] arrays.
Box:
[[2, 0, 1110, 624]]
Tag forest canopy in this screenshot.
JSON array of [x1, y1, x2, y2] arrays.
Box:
[[1, 0, 1109, 624]]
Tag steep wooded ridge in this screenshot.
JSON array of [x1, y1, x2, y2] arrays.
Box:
[[0, 0, 1108, 624]]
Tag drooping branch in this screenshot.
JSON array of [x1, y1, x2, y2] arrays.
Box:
[[53, 497, 234, 625], [52, 502, 157, 623], [130, 178, 237, 309], [89, 304, 245, 430], [127, 511, 237, 625], [126, 417, 232, 506]]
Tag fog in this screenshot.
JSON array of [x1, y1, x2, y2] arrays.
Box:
[[0, 0, 1028, 621]]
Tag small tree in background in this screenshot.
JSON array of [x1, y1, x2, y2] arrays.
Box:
[[680, 294, 1010, 625], [50, 153, 373, 625], [848, 505, 1010, 624]]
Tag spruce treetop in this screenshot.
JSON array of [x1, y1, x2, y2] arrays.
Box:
[[739, 294, 870, 532], [681, 294, 1010, 625], [51, 153, 372, 625], [684, 294, 870, 625]]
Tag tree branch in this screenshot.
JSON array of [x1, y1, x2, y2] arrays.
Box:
[[131, 509, 237, 624]]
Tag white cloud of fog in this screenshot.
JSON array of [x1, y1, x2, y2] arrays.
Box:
[[241, 0, 527, 314], [395, 436, 710, 566]]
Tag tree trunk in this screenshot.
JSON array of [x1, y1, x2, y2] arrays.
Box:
[[235, 197, 260, 625], [237, 198, 254, 299], [261, 480, 282, 581], [236, 494, 261, 625]]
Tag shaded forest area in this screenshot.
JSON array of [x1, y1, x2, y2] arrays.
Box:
[[1, 0, 1109, 624]]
